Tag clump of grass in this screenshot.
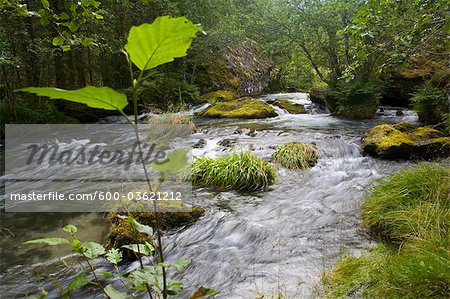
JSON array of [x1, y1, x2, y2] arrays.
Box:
[[190, 150, 277, 191], [322, 242, 450, 298], [322, 163, 450, 298], [272, 142, 318, 169], [362, 163, 450, 243]]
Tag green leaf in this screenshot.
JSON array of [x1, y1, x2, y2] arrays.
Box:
[[72, 239, 84, 254], [106, 248, 123, 265], [61, 45, 71, 52], [18, 86, 128, 112], [24, 238, 70, 246], [124, 16, 201, 71], [151, 149, 189, 174], [122, 243, 154, 255], [129, 218, 153, 236], [63, 224, 77, 234], [41, 0, 50, 9], [101, 271, 114, 278], [104, 284, 127, 299], [168, 281, 183, 295], [82, 241, 105, 258], [52, 36, 64, 46], [173, 257, 191, 271], [62, 274, 90, 296]]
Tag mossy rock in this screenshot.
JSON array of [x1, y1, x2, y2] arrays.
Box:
[[199, 99, 277, 119], [362, 122, 450, 159], [196, 90, 239, 104], [272, 142, 318, 169], [104, 201, 205, 260], [273, 99, 307, 114]]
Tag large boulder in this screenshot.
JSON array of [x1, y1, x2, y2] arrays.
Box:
[[362, 122, 450, 159], [203, 39, 272, 96], [195, 90, 239, 105], [200, 98, 277, 119]]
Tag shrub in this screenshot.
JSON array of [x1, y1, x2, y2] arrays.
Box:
[[190, 150, 277, 191], [329, 78, 382, 119], [140, 75, 200, 109], [411, 85, 448, 125], [272, 142, 318, 169]]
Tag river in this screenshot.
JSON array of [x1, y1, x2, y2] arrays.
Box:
[[0, 93, 417, 298]]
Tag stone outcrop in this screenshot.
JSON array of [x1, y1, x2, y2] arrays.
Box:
[[362, 122, 450, 160], [205, 39, 272, 97], [199, 98, 277, 119]]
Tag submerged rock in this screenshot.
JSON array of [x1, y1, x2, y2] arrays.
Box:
[[104, 201, 205, 260], [362, 122, 450, 159], [200, 99, 277, 119], [273, 99, 307, 114]]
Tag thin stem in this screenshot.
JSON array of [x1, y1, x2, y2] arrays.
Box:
[[83, 256, 110, 299], [127, 57, 168, 299]]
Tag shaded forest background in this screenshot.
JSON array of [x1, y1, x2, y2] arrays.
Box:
[[1, 0, 449, 127]]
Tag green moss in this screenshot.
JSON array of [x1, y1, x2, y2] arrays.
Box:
[[363, 124, 413, 151], [273, 99, 307, 114], [200, 99, 277, 119], [190, 150, 277, 191], [197, 90, 239, 104], [272, 142, 318, 169]]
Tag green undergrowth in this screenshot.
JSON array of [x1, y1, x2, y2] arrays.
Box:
[[322, 163, 450, 298], [190, 150, 277, 191], [272, 142, 318, 169]]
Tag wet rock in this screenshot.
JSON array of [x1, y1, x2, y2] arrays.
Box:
[[233, 128, 243, 135], [362, 122, 450, 159], [246, 128, 257, 137], [196, 90, 238, 105], [193, 138, 207, 149], [218, 138, 237, 147], [396, 109, 404, 116], [104, 202, 205, 260], [199, 99, 277, 119], [204, 39, 272, 96], [273, 99, 307, 114]]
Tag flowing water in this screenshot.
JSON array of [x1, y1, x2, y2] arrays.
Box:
[[0, 93, 418, 298]]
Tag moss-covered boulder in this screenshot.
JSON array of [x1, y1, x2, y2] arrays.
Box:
[[273, 99, 307, 114], [200, 99, 277, 119], [196, 90, 239, 105], [362, 122, 450, 159], [104, 201, 205, 260], [199, 39, 272, 96]]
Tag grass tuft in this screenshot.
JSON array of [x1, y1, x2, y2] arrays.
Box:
[[190, 150, 277, 191], [272, 142, 318, 169], [322, 163, 450, 299]]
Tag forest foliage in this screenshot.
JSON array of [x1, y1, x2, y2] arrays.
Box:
[[1, 0, 449, 124]]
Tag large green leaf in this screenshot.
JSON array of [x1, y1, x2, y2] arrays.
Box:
[[82, 241, 106, 259], [104, 284, 127, 299], [24, 238, 70, 246], [18, 86, 128, 112], [125, 16, 201, 71], [62, 274, 90, 296], [151, 149, 189, 174]]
